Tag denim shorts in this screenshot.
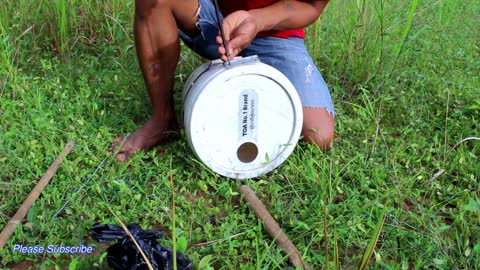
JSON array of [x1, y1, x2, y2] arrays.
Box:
[[179, 0, 335, 113]]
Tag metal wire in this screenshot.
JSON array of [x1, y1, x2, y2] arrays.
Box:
[[52, 156, 108, 219], [52, 134, 131, 219], [213, 0, 231, 66]]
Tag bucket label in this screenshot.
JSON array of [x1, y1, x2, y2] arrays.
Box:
[[238, 89, 258, 140]]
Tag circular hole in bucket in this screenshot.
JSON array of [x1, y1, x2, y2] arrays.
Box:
[[237, 142, 258, 163]]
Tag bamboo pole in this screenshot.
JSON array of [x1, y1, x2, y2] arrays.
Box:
[[0, 141, 75, 248]]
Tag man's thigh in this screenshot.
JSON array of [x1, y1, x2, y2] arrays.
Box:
[[136, 0, 199, 32], [241, 37, 335, 113], [302, 107, 335, 150]]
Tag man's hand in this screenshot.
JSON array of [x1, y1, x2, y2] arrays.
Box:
[[216, 10, 259, 61]]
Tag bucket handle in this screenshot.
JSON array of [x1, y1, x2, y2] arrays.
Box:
[[212, 55, 261, 69]]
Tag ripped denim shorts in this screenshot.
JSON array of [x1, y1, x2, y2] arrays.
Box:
[[179, 0, 335, 112]]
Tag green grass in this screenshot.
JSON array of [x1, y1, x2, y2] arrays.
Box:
[[1, 0, 480, 269]]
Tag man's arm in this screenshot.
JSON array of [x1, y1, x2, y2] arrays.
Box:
[[250, 0, 329, 32], [217, 0, 329, 61]]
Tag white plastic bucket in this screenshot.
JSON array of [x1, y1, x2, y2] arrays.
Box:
[[182, 55, 303, 179]]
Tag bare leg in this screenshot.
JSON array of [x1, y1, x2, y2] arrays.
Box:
[[302, 107, 335, 151], [110, 0, 200, 161]]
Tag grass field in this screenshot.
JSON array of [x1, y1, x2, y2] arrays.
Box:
[[1, 0, 479, 269]]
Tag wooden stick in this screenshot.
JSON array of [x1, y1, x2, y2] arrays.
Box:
[[0, 141, 75, 248], [239, 185, 311, 270]]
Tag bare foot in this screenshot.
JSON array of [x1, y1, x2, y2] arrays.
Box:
[[109, 116, 179, 162]]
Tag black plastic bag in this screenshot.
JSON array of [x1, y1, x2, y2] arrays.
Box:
[[91, 223, 192, 270]]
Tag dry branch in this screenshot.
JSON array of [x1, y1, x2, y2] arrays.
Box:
[[239, 185, 311, 270]]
